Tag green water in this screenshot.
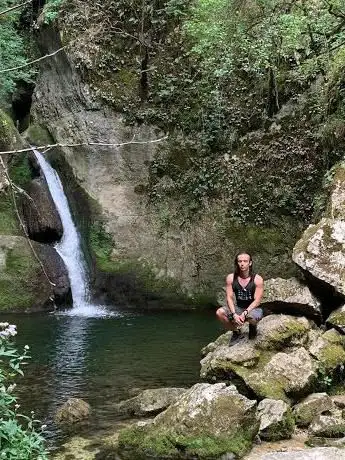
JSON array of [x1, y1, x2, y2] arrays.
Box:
[[2, 308, 221, 447]]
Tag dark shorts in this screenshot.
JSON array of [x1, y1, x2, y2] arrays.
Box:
[[222, 306, 263, 322]]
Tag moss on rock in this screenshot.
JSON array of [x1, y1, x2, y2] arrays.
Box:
[[24, 123, 54, 147]]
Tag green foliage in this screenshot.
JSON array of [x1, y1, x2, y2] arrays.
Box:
[[43, 0, 63, 24], [89, 221, 113, 270], [0, 324, 48, 459], [0, 0, 36, 102]]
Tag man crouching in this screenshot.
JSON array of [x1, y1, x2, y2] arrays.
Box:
[[216, 251, 264, 341]]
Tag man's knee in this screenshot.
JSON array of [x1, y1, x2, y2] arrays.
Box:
[[216, 307, 227, 320]]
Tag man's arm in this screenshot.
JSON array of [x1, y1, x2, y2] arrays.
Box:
[[246, 275, 264, 312], [225, 274, 236, 314]]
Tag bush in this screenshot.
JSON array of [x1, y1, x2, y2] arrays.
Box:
[[0, 323, 48, 460]]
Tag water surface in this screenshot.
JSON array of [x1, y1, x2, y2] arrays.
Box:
[[3, 309, 221, 447]]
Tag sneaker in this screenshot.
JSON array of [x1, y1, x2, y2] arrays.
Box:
[[229, 330, 245, 345], [249, 324, 257, 340]]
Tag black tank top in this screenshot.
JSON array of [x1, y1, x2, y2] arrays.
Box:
[[232, 273, 256, 309]]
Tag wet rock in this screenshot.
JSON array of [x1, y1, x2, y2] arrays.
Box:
[[55, 398, 91, 426], [293, 393, 333, 427], [117, 383, 259, 459], [20, 176, 63, 243], [113, 387, 187, 417], [262, 278, 321, 320], [255, 314, 311, 350], [257, 399, 295, 441], [308, 329, 345, 372], [201, 331, 232, 356]]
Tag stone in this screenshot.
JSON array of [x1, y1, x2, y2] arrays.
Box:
[[55, 398, 91, 425], [257, 399, 295, 441], [293, 217, 345, 297], [112, 387, 187, 417], [255, 314, 311, 350], [309, 414, 345, 438], [246, 347, 317, 402], [262, 278, 321, 320], [332, 395, 345, 409], [260, 447, 345, 459], [327, 305, 345, 334], [293, 393, 334, 427], [117, 383, 259, 459], [308, 329, 345, 371]]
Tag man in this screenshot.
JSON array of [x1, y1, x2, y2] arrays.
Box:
[[216, 252, 264, 340]]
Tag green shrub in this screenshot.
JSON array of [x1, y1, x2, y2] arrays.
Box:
[[0, 323, 48, 460]]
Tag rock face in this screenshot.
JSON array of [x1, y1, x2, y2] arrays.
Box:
[[29, 25, 300, 306], [257, 399, 295, 441], [20, 176, 63, 243], [293, 162, 345, 298], [262, 278, 321, 320], [201, 314, 345, 403], [55, 398, 91, 425], [117, 383, 259, 459], [0, 235, 70, 311], [113, 387, 187, 417]]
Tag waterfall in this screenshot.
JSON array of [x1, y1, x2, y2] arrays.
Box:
[[33, 148, 110, 317]]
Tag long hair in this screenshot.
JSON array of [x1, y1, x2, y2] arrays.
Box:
[[234, 251, 253, 278]]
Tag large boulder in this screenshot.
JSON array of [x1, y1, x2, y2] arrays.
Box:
[[117, 383, 259, 459], [0, 235, 70, 311], [112, 387, 187, 417], [293, 163, 345, 298], [262, 278, 321, 320], [255, 314, 311, 350], [20, 176, 63, 243]]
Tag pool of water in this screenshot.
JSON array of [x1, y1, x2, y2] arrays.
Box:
[[1, 308, 221, 448]]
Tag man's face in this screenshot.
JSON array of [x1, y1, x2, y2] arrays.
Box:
[[237, 254, 252, 273]]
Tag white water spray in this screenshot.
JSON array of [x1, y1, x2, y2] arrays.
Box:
[[33, 148, 111, 317]]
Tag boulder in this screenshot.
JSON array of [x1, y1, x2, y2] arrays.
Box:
[[309, 414, 345, 438], [0, 235, 70, 311], [255, 314, 311, 350], [55, 398, 91, 426], [327, 305, 345, 334], [293, 218, 345, 297], [117, 383, 259, 459], [20, 176, 63, 243], [257, 399, 295, 441], [112, 387, 187, 417], [262, 278, 321, 320], [308, 329, 345, 371], [293, 393, 334, 427], [331, 395, 345, 409]]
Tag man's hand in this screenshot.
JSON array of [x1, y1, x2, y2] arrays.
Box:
[[239, 311, 248, 323], [233, 313, 244, 326]]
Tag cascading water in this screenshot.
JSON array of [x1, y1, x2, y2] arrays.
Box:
[[33, 148, 110, 317]]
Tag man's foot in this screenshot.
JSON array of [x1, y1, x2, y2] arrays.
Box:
[[230, 330, 245, 345], [249, 324, 257, 340]]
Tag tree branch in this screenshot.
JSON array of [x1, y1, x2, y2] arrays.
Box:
[[0, 137, 168, 155], [0, 0, 31, 17], [0, 45, 67, 74]]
